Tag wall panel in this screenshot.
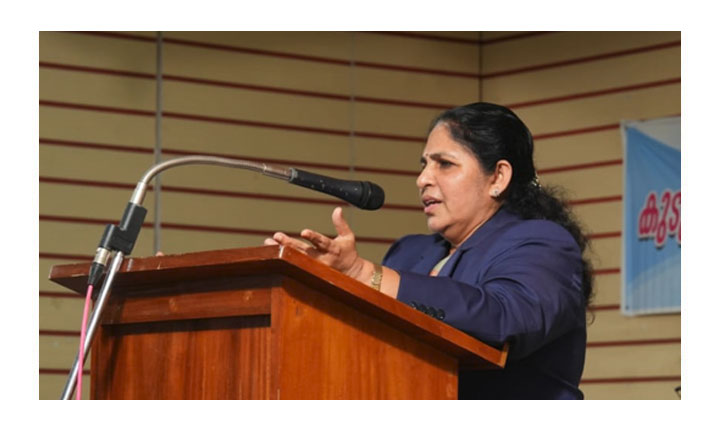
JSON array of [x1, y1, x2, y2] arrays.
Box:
[[40, 69, 156, 110], [481, 31, 679, 74], [580, 380, 681, 400], [512, 85, 680, 135], [583, 343, 680, 379], [354, 32, 480, 72], [483, 49, 680, 104], [587, 311, 680, 342], [534, 131, 623, 168], [39, 32, 155, 72]]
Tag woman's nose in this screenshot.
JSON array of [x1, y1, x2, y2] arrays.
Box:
[[416, 166, 433, 190]]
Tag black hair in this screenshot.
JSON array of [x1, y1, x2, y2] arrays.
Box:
[[430, 102, 595, 312]]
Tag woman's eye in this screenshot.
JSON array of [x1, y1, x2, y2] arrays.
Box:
[[439, 160, 453, 168]]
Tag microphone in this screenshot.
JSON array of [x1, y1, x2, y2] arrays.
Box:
[[288, 168, 385, 210], [89, 156, 385, 286]]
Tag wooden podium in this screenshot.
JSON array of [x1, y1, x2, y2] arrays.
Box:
[[50, 246, 507, 399]]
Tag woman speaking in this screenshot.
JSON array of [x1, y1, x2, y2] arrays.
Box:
[[265, 102, 594, 399]]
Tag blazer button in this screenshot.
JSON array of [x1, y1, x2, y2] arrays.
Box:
[[409, 301, 419, 310], [427, 306, 438, 318], [417, 304, 428, 314], [437, 309, 446, 321]]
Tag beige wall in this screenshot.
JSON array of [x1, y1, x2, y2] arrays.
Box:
[[39, 30, 680, 399]]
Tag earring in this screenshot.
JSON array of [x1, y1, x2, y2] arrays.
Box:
[[492, 189, 500, 197]]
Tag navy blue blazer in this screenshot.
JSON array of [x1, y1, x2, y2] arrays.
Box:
[[382, 208, 587, 399]]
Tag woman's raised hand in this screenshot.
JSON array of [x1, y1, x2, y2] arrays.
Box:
[[264, 206, 365, 278]]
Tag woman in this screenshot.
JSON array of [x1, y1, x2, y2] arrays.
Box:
[[265, 102, 594, 399]]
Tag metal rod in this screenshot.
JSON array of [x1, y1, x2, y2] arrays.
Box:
[[130, 155, 294, 205], [153, 31, 164, 255], [60, 251, 126, 400]]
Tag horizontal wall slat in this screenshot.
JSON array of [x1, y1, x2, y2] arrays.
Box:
[[40, 374, 90, 400], [534, 130, 622, 169], [39, 106, 156, 148], [591, 273, 621, 306], [579, 379, 680, 400], [582, 343, 680, 379], [39, 296, 86, 332], [354, 32, 480, 73], [39, 32, 156, 74], [39, 335, 89, 371], [40, 69, 156, 111], [587, 309, 680, 342]]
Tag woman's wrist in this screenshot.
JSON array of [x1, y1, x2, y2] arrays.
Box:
[[345, 258, 375, 283]]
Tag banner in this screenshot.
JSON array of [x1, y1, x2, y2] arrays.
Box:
[[622, 117, 681, 315]]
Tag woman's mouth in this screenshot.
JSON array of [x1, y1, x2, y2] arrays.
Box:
[[422, 197, 442, 214]]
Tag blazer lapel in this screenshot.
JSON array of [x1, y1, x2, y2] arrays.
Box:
[[438, 208, 518, 277], [411, 235, 449, 275]]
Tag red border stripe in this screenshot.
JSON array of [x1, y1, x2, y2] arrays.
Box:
[[40, 368, 89, 376], [367, 31, 481, 45], [593, 268, 621, 275], [580, 375, 680, 385], [40, 330, 81, 337], [568, 195, 623, 206], [587, 338, 680, 348], [480, 31, 558, 45], [588, 231, 621, 240], [590, 304, 621, 311]]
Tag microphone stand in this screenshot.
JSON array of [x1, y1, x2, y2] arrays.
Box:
[[60, 156, 293, 400]]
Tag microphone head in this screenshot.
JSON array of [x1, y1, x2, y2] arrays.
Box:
[[359, 181, 385, 210]]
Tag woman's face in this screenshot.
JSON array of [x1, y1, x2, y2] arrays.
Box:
[[417, 123, 502, 246]]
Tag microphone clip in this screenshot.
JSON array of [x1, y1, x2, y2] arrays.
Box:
[[88, 202, 147, 287]]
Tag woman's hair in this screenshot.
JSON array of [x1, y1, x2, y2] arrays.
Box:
[[430, 102, 595, 311]]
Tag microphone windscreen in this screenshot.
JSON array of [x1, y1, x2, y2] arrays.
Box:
[[289, 169, 385, 210]]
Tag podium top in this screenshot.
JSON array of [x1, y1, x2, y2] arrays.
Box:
[[50, 245, 508, 369]]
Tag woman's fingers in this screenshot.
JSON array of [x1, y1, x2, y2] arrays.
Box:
[[272, 232, 315, 254], [331, 207, 353, 237], [263, 237, 279, 246], [301, 229, 333, 251]]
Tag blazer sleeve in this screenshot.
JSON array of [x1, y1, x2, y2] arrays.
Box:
[[387, 222, 586, 359]]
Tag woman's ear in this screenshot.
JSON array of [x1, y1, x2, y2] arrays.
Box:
[[490, 159, 512, 197]]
